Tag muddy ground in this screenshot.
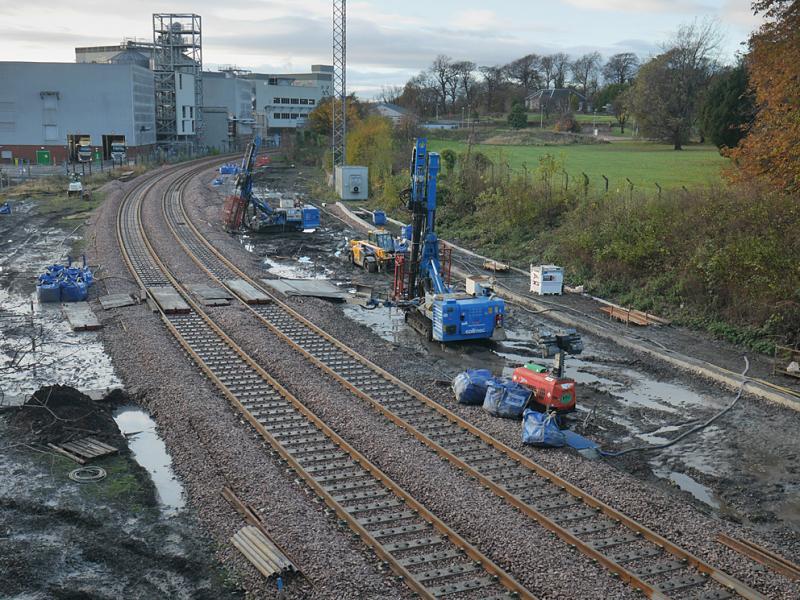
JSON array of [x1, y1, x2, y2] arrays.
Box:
[[0, 386, 240, 600], [0, 180, 244, 599], [210, 166, 800, 538]]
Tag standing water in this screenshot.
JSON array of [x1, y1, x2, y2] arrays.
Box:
[[112, 405, 186, 515]]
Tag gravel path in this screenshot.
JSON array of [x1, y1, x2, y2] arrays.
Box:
[[87, 167, 414, 600], [174, 164, 800, 599]]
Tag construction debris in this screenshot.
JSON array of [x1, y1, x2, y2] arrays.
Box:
[[483, 259, 509, 272], [48, 436, 118, 464], [222, 487, 299, 580], [232, 526, 296, 579], [599, 305, 668, 326]]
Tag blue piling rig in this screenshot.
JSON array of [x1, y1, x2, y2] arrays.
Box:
[[397, 138, 505, 343]]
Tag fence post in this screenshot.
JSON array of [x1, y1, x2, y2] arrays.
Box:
[[602, 174, 609, 193], [582, 172, 589, 199], [626, 177, 634, 202], [655, 182, 662, 199], [562, 169, 569, 191]]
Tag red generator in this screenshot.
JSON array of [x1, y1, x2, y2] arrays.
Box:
[[512, 364, 576, 414]]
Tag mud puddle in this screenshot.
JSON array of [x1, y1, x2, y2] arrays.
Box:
[[0, 198, 120, 401], [113, 404, 185, 514]]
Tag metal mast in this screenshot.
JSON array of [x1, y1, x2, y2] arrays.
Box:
[[332, 0, 346, 176]]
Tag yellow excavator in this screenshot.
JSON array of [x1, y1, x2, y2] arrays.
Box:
[[348, 229, 396, 273]]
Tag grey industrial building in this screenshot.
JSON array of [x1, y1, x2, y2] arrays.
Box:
[[0, 62, 155, 164], [0, 35, 332, 163]]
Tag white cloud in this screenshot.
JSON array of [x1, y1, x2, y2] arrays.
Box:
[[560, 0, 710, 13]]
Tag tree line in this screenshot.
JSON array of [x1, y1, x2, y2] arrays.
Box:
[[382, 50, 638, 117], [383, 19, 767, 153]]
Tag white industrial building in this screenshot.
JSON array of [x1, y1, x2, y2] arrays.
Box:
[[249, 65, 332, 130], [0, 53, 332, 161], [0, 62, 155, 164]]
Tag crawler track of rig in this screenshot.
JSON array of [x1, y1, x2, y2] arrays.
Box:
[[117, 160, 534, 600], [158, 164, 768, 600]]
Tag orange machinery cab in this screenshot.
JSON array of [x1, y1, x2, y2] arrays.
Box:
[[512, 363, 576, 414]]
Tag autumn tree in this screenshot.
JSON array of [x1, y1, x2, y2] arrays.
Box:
[[346, 115, 394, 190], [479, 65, 509, 113], [628, 21, 720, 149], [699, 63, 754, 149], [602, 52, 639, 84], [729, 0, 800, 191], [307, 95, 362, 136]]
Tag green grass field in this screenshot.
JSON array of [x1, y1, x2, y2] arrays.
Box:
[[427, 138, 726, 191]]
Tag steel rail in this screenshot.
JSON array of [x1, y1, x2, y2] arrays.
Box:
[[116, 160, 534, 600], [161, 167, 768, 600]]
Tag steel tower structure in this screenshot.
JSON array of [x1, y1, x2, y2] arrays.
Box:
[[152, 13, 203, 151], [332, 0, 346, 176]]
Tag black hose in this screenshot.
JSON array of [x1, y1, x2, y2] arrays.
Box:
[[600, 356, 750, 457]]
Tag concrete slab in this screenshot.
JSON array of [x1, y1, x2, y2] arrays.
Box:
[[260, 279, 349, 301], [224, 279, 270, 304], [148, 287, 190, 314], [62, 302, 101, 331], [186, 284, 233, 300], [99, 293, 137, 310], [187, 284, 232, 306]]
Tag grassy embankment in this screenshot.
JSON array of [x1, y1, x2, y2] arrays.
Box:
[[427, 138, 725, 192], [410, 137, 796, 352]]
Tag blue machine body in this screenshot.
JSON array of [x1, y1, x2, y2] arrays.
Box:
[[404, 138, 505, 343], [240, 136, 320, 232]]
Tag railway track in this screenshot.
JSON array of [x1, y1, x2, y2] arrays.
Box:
[[157, 163, 769, 600], [117, 160, 534, 600]]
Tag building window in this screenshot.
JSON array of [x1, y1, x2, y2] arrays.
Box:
[[273, 97, 280, 104], [179, 74, 183, 89], [281, 113, 290, 119], [273, 113, 280, 119], [309, 99, 315, 105], [300, 99, 309, 105], [190, 106, 194, 118], [290, 113, 298, 119], [182, 106, 186, 118], [290, 98, 299, 104], [182, 121, 186, 132], [268, 78, 278, 85], [281, 98, 290, 104]]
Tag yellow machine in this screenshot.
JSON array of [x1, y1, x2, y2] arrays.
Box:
[[348, 229, 396, 273]]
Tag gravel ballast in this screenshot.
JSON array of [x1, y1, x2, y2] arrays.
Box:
[[88, 162, 800, 599]]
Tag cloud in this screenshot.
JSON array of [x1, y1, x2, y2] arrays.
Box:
[[560, 0, 710, 13]]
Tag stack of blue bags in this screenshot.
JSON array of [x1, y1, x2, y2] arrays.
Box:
[[37, 257, 94, 303], [452, 369, 565, 447]]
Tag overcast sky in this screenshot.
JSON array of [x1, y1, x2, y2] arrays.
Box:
[[1, 1, 762, 96]]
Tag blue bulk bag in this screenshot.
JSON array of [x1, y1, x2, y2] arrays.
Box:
[[452, 369, 492, 405], [61, 278, 88, 302], [483, 378, 531, 419], [37, 274, 61, 303], [522, 409, 566, 447], [373, 210, 386, 226]]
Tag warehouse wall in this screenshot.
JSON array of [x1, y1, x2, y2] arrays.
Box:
[[0, 62, 156, 161]]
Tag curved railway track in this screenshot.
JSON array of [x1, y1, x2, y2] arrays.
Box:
[[117, 159, 534, 600], [156, 163, 769, 600]]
